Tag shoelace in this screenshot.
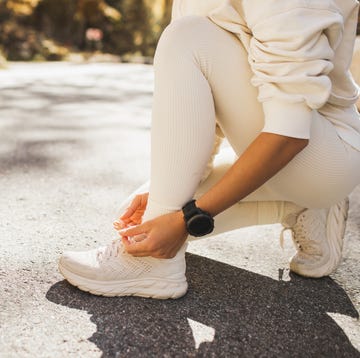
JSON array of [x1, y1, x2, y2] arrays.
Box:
[[97, 239, 125, 261]]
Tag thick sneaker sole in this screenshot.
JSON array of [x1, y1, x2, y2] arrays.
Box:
[[290, 197, 349, 278], [58, 259, 188, 299]]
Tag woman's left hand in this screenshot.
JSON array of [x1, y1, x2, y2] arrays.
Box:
[[118, 211, 188, 258]]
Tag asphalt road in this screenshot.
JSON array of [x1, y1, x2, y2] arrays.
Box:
[[0, 62, 359, 357]]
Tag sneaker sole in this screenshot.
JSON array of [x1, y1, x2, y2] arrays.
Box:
[[58, 260, 188, 299], [290, 197, 349, 278]]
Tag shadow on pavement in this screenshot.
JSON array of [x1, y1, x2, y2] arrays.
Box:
[[46, 253, 359, 357], [0, 139, 79, 173]]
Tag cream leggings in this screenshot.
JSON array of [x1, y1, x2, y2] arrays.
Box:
[[120, 16, 360, 237]]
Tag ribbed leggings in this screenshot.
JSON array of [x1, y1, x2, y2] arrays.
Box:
[[120, 16, 360, 238]]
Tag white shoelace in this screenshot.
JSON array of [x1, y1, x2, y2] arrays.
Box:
[[97, 240, 125, 261]]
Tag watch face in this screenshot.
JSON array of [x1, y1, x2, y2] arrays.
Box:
[[188, 214, 214, 236]]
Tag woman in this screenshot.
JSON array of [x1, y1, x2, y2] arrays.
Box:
[[59, 0, 360, 299]]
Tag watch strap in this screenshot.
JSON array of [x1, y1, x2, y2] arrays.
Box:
[[182, 200, 212, 219], [182, 200, 198, 219]]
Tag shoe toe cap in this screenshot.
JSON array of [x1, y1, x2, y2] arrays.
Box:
[[59, 249, 98, 277]]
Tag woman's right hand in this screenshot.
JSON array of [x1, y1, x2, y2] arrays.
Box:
[[113, 193, 149, 230]]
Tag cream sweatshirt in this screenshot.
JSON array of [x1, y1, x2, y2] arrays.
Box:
[[172, 0, 360, 150]]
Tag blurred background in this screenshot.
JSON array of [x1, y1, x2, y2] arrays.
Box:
[[0, 0, 173, 65], [0, 3, 360, 356], [0, 0, 359, 65]]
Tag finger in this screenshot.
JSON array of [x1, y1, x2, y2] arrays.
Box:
[[119, 223, 148, 238], [120, 196, 142, 220], [113, 220, 126, 229], [115, 216, 141, 229], [121, 218, 133, 226], [122, 236, 152, 257], [116, 220, 134, 230], [120, 233, 148, 242], [132, 233, 148, 242], [121, 236, 135, 245], [120, 207, 136, 220], [119, 202, 139, 220]]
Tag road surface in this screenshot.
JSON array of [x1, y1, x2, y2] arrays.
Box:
[[0, 62, 359, 357]]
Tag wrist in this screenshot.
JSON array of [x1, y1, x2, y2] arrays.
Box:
[[175, 210, 187, 232], [194, 198, 217, 218]]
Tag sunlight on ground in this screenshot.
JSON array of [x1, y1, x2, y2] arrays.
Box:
[[327, 312, 360, 352], [187, 318, 216, 350]]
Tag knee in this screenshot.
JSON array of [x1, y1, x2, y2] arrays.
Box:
[[161, 16, 210, 43], [154, 16, 212, 65]]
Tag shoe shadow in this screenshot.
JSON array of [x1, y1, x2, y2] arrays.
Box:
[[46, 253, 359, 357]]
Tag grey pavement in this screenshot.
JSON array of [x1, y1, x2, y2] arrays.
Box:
[[0, 62, 359, 357]]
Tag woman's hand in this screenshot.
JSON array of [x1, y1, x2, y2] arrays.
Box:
[[119, 211, 188, 258], [113, 193, 149, 230]]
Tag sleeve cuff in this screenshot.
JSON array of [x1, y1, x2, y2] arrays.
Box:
[[261, 100, 313, 139]]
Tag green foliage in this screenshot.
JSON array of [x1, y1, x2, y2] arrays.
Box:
[[105, 0, 156, 56], [0, 0, 359, 62], [0, 0, 172, 60]]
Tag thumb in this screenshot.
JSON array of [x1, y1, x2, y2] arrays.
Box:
[[119, 223, 148, 238]]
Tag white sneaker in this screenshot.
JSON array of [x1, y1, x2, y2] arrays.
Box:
[[281, 198, 349, 278], [58, 240, 188, 299]]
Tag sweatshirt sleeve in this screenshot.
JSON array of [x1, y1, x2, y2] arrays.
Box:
[[236, 1, 343, 138], [171, 0, 223, 21]]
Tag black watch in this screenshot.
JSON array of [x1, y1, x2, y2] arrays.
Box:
[[182, 200, 214, 237]]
